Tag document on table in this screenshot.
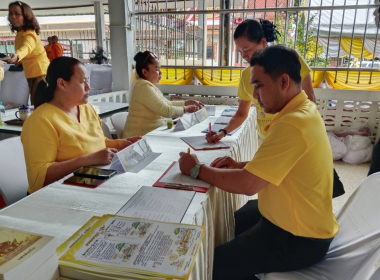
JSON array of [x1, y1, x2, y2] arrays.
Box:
[[202, 123, 240, 135], [222, 110, 237, 117], [180, 135, 230, 150], [215, 116, 232, 125], [101, 138, 161, 173], [153, 161, 211, 193], [205, 105, 216, 116], [116, 186, 196, 223], [174, 107, 209, 131]]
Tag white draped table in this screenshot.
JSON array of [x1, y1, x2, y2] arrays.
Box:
[[0, 105, 258, 280]]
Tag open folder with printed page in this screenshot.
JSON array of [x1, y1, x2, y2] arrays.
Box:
[[58, 214, 205, 280], [153, 161, 211, 193], [180, 135, 230, 151], [99, 138, 161, 173]]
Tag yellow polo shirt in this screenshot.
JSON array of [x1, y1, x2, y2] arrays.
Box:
[[237, 53, 310, 139], [21, 103, 106, 193], [15, 30, 49, 78], [244, 91, 339, 239], [0, 67, 3, 81]]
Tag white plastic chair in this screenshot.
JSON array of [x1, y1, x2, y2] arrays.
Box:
[[261, 172, 380, 280], [110, 112, 128, 139], [101, 121, 113, 139], [0, 137, 28, 206]]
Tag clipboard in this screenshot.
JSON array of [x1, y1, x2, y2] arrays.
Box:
[[180, 136, 230, 151], [153, 161, 210, 193]]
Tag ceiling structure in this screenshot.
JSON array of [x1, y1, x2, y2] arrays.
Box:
[[0, 0, 109, 17]]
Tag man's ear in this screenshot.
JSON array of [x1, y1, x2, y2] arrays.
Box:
[[280, 73, 290, 90]]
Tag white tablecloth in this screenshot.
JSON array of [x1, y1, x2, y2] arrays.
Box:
[[0, 105, 258, 280]]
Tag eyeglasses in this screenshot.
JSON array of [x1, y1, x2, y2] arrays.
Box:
[[143, 52, 158, 64]]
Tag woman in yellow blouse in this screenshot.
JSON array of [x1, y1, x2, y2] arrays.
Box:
[[122, 51, 203, 138], [7, 1, 50, 105], [21, 57, 140, 194], [206, 19, 315, 142]]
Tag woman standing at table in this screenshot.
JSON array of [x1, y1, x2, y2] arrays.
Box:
[[7, 1, 50, 105], [122, 51, 204, 138], [21, 57, 140, 194], [206, 19, 315, 143]]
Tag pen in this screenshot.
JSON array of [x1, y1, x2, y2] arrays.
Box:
[[165, 183, 194, 190], [208, 122, 212, 136], [187, 147, 190, 153]]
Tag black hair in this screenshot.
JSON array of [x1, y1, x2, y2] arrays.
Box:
[[134, 51, 156, 78], [8, 1, 41, 35], [233, 19, 279, 43], [34, 57, 82, 108], [250, 45, 302, 84]]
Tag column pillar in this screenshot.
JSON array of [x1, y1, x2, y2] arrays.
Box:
[[94, 2, 106, 50]]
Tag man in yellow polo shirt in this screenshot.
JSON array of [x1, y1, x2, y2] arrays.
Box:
[[178, 46, 339, 280]]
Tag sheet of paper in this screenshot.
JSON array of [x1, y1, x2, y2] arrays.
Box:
[[173, 113, 196, 131], [60, 215, 205, 278], [215, 116, 232, 125], [181, 136, 229, 150], [221, 110, 237, 117], [194, 107, 209, 123], [116, 186, 195, 223], [159, 161, 211, 188], [205, 105, 216, 116], [202, 123, 240, 135]]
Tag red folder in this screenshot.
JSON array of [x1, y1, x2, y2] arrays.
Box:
[[180, 137, 230, 151], [153, 161, 210, 193]]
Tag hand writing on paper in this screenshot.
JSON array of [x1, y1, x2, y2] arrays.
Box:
[[185, 100, 204, 108], [206, 131, 224, 143], [87, 148, 118, 165], [185, 105, 200, 113], [211, 156, 245, 169], [115, 136, 142, 150], [178, 152, 200, 176]]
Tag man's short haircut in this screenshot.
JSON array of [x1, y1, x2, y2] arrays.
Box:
[[250, 45, 302, 84]]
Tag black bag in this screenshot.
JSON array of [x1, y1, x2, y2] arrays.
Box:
[[9, 65, 23, 71]]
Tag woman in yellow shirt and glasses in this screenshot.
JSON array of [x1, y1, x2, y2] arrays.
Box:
[[122, 51, 204, 138], [21, 57, 140, 194], [7, 1, 50, 105]]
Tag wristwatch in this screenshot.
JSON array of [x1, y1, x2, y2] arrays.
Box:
[[218, 129, 228, 137], [190, 163, 204, 179]]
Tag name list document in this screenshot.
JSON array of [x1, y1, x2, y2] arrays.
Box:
[[180, 136, 230, 150], [116, 186, 195, 223]]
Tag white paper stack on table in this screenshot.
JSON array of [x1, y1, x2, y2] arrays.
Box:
[[0, 227, 58, 280], [174, 107, 209, 131], [181, 136, 230, 151], [58, 214, 205, 280]]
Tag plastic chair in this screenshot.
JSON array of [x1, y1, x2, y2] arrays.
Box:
[[101, 121, 113, 139], [0, 69, 29, 105], [260, 172, 380, 280], [110, 112, 128, 139], [0, 136, 28, 206]]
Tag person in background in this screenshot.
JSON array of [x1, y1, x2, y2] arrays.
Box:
[[0, 61, 6, 81], [206, 19, 314, 143], [22, 57, 141, 194], [7, 1, 50, 106], [178, 46, 339, 280], [50, 35, 63, 61], [122, 51, 204, 138], [45, 36, 52, 61]]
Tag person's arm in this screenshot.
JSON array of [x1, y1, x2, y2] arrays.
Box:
[[0, 61, 5, 81], [9, 34, 37, 63], [178, 152, 268, 196], [206, 99, 251, 143], [302, 74, 316, 103], [105, 136, 142, 150]]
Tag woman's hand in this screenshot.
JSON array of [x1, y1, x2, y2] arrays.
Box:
[[184, 105, 200, 113], [8, 53, 19, 64], [86, 148, 118, 165], [115, 136, 142, 150], [210, 156, 244, 169], [185, 100, 204, 108], [0, 61, 6, 67]]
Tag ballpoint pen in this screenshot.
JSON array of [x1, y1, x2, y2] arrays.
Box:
[[165, 183, 194, 190], [208, 122, 212, 136], [187, 147, 190, 153]]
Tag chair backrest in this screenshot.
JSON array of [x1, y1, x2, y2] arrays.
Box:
[[111, 112, 128, 139], [89, 65, 112, 92], [101, 121, 113, 139], [261, 173, 380, 280], [0, 70, 29, 105], [0, 137, 28, 206]]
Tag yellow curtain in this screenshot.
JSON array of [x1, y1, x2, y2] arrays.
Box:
[[159, 68, 194, 85], [194, 69, 242, 86], [311, 71, 325, 88], [324, 71, 380, 90], [339, 38, 375, 59]]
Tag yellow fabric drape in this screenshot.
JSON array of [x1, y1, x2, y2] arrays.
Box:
[[340, 38, 375, 59], [159, 68, 194, 85], [324, 71, 380, 90], [311, 71, 325, 88], [194, 69, 242, 86]]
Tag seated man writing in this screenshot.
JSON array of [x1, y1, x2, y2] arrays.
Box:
[[178, 45, 339, 280]]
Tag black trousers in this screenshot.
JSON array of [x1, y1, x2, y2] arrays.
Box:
[[368, 138, 380, 176], [213, 200, 333, 280]]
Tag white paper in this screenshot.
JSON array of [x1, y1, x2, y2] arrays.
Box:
[[205, 105, 216, 116], [221, 110, 237, 117], [116, 186, 196, 223], [174, 107, 209, 131], [215, 116, 232, 125], [181, 136, 229, 150], [159, 161, 211, 188], [202, 123, 240, 135], [194, 107, 209, 123]]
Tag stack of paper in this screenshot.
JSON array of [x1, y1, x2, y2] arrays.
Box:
[[0, 227, 58, 280], [174, 107, 209, 131], [58, 215, 205, 280]]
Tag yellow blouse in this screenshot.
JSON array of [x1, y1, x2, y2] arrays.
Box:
[[122, 78, 185, 138], [21, 103, 106, 193], [0, 67, 3, 81], [15, 30, 49, 78]]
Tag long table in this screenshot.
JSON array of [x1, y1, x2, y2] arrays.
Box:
[[0, 105, 258, 280], [0, 102, 129, 135]]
